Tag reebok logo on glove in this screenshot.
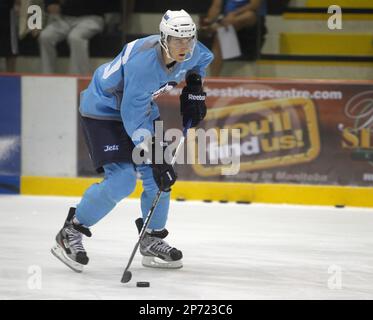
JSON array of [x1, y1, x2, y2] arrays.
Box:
[[188, 94, 206, 101], [180, 72, 207, 128]]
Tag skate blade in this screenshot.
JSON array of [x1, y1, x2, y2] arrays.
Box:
[[142, 256, 183, 269], [51, 242, 84, 273]]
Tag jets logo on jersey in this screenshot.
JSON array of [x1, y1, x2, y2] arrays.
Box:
[[152, 81, 177, 100], [104, 145, 119, 152]]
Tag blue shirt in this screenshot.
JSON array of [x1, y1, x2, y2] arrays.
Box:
[[224, 0, 248, 14], [79, 35, 213, 145], [224, 0, 266, 16]]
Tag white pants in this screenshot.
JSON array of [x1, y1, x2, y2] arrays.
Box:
[[39, 15, 104, 75]]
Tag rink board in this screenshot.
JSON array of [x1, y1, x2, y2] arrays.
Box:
[[0, 76, 21, 194], [21, 176, 373, 208], [21, 76, 78, 177], [1, 74, 373, 207]]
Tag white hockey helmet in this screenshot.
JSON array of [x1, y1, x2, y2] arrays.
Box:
[[159, 9, 197, 61]]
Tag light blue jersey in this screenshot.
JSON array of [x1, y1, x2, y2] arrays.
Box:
[[80, 35, 213, 145]]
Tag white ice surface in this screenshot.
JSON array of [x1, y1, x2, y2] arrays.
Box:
[[0, 195, 372, 300]]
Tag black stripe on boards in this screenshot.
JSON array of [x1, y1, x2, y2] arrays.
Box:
[[285, 7, 373, 14], [0, 183, 19, 193], [260, 54, 373, 63]]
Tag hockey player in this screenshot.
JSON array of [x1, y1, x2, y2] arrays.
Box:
[[51, 10, 214, 272]]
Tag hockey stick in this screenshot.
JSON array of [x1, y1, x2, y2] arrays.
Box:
[[121, 121, 191, 283]]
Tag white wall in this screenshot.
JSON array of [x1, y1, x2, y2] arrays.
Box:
[[21, 76, 78, 176]]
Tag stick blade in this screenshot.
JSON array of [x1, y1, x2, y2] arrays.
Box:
[[135, 217, 144, 234], [121, 271, 132, 283]]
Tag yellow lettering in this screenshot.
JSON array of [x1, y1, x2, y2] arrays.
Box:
[[247, 120, 270, 135], [282, 111, 292, 131], [342, 129, 359, 148], [361, 128, 371, 148], [279, 135, 297, 149], [225, 123, 248, 138], [271, 113, 283, 132], [261, 137, 280, 152], [295, 130, 304, 147]]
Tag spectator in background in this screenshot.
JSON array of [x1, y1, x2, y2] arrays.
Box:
[[38, 0, 106, 75], [0, 0, 19, 72], [201, 0, 266, 76]]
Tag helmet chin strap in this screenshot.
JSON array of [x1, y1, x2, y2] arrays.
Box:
[[160, 39, 174, 61]]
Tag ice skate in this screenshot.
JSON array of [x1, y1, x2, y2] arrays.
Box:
[[51, 208, 92, 273], [137, 220, 183, 269]]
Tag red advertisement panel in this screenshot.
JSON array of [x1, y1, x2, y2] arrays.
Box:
[[78, 77, 373, 187], [157, 79, 373, 186]]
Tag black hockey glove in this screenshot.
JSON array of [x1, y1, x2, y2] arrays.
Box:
[[146, 137, 177, 192], [151, 162, 177, 192], [180, 72, 207, 128]]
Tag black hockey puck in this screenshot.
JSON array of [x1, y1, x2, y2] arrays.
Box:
[[136, 281, 150, 287], [335, 204, 345, 208]]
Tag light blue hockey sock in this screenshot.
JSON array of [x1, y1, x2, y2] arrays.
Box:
[[137, 165, 170, 230], [76, 162, 137, 227]]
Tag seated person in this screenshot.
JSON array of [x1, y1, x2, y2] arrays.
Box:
[[201, 0, 267, 76], [38, 0, 107, 75]]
